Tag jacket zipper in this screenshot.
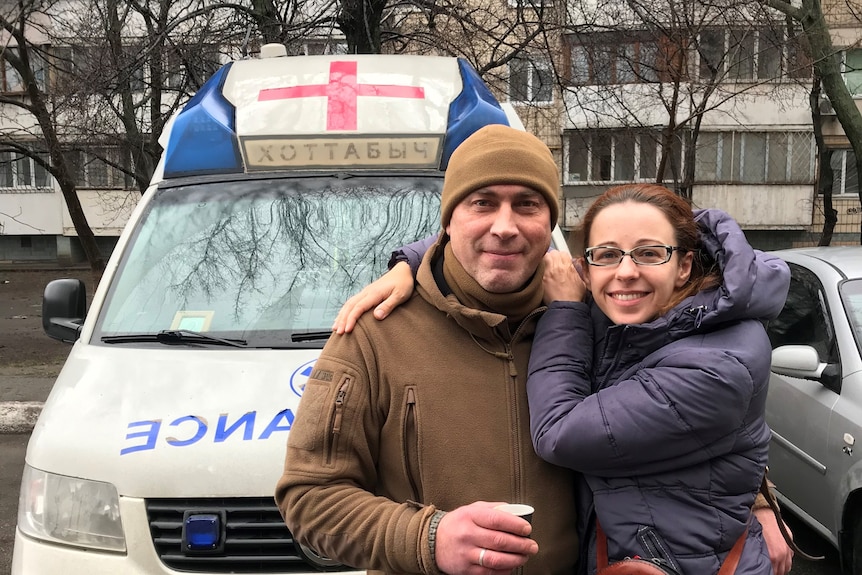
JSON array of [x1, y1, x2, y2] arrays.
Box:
[[326, 377, 351, 465], [469, 312, 543, 514], [636, 526, 680, 573], [506, 314, 540, 512], [403, 387, 422, 501]]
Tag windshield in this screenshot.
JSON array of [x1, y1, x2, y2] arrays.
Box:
[[841, 278, 862, 359], [94, 175, 443, 348]]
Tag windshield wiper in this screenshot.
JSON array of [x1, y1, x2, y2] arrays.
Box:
[[102, 329, 247, 347], [290, 331, 333, 342]]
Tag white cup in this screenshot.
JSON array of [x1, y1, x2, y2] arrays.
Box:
[[494, 503, 534, 524]]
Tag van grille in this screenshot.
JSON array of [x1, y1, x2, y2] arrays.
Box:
[[146, 497, 333, 573]]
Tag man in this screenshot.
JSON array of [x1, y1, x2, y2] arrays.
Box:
[[275, 124, 580, 575]]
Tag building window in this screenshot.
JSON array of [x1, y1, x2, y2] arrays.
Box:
[[509, 56, 553, 103], [507, 0, 554, 6], [694, 131, 814, 184], [65, 147, 132, 190], [568, 33, 663, 85], [0, 47, 46, 93], [844, 49, 862, 96], [698, 27, 810, 82], [0, 149, 50, 189], [829, 150, 858, 196], [302, 40, 348, 56], [285, 39, 348, 57], [2, 52, 24, 92], [53, 44, 148, 93], [165, 44, 222, 90], [566, 130, 667, 183]]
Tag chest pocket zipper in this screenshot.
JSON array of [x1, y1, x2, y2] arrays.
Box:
[[403, 387, 422, 501], [326, 377, 351, 465]]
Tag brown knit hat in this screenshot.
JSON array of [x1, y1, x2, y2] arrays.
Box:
[[441, 124, 560, 228]]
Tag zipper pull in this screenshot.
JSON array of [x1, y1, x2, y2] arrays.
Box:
[[687, 305, 708, 328], [333, 382, 348, 434]]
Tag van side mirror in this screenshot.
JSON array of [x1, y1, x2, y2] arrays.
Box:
[[43, 278, 87, 343]]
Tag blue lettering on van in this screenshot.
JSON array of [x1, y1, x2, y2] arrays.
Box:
[[121, 420, 162, 455], [120, 409, 296, 455], [259, 409, 294, 439], [166, 415, 208, 446], [290, 359, 317, 398], [215, 411, 256, 442]]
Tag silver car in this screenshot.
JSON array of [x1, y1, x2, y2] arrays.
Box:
[[766, 247, 862, 574]]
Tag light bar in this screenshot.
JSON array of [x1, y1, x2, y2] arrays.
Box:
[[440, 59, 509, 170], [163, 64, 243, 178]]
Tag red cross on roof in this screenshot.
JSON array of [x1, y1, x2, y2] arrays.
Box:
[[258, 61, 426, 131]]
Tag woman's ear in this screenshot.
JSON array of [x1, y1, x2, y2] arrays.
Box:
[[577, 257, 592, 290], [675, 250, 694, 288]]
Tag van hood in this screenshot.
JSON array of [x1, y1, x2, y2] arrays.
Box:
[[26, 344, 319, 498]]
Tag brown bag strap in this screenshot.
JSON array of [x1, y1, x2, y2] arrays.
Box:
[[716, 525, 748, 575], [596, 519, 610, 569], [758, 476, 825, 561], [596, 519, 746, 574]]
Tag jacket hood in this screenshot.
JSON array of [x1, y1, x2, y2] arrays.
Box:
[[689, 208, 790, 325]]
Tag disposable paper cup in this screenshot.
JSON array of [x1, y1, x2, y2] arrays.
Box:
[[494, 503, 534, 524]]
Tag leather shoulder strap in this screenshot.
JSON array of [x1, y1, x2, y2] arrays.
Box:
[[759, 476, 825, 561], [716, 526, 747, 575]]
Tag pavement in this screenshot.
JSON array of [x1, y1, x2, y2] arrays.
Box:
[[0, 375, 55, 433], [1, 263, 88, 435]]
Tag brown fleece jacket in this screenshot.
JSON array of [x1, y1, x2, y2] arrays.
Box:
[[275, 239, 579, 575]]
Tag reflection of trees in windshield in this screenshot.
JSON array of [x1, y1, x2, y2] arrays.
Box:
[[99, 178, 441, 339]]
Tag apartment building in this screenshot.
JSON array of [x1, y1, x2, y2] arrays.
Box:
[[1, 0, 861, 263], [554, 0, 862, 249], [0, 19, 226, 263]]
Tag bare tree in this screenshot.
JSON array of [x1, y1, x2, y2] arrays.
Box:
[[560, 0, 809, 200], [809, 73, 838, 245], [0, 0, 328, 272], [337, 0, 387, 52], [0, 0, 106, 271], [766, 0, 862, 242]]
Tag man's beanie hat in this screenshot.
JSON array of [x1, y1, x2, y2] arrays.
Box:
[[440, 124, 560, 228]]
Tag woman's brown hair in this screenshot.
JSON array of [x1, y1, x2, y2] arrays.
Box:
[[580, 183, 721, 315]]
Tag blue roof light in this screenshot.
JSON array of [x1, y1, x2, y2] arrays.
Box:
[[164, 64, 243, 178], [440, 59, 509, 170]]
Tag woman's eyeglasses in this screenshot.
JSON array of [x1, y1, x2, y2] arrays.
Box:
[[584, 245, 684, 267]]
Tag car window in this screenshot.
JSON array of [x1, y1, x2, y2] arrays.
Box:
[[766, 262, 839, 365], [840, 279, 862, 359]]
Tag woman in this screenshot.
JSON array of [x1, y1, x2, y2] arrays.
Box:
[[527, 184, 789, 574], [331, 185, 793, 575]]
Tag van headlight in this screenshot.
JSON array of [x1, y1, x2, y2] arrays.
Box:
[[17, 464, 126, 552]]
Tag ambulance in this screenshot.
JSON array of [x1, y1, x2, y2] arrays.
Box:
[[12, 45, 569, 574]]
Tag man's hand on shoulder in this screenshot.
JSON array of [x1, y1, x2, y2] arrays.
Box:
[[434, 501, 537, 575]]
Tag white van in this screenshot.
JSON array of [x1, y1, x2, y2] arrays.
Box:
[[13, 46, 569, 574]]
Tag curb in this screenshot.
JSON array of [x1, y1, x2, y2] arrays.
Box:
[[0, 401, 43, 434]]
